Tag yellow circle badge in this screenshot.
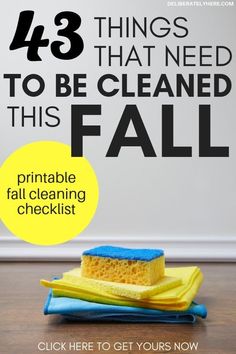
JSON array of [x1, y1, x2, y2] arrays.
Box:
[[0, 141, 99, 245]]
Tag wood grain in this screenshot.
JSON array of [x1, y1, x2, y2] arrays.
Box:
[[0, 262, 235, 354]]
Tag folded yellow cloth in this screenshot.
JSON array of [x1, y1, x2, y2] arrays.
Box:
[[40, 266, 203, 311], [59, 268, 181, 300]]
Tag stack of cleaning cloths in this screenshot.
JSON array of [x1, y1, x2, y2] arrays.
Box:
[[40, 246, 207, 323]]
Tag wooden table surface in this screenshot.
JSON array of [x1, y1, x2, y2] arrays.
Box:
[[0, 262, 235, 354]]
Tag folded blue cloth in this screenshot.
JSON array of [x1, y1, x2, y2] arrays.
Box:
[[44, 290, 207, 323]]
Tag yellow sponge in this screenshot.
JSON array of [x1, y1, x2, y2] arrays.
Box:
[[81, 246, 165, 286], [63, 268, 181, 300]]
